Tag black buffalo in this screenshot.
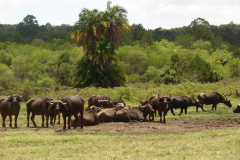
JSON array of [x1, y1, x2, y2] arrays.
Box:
[[165, 96, 202, 116]]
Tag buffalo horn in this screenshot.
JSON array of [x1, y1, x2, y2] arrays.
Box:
[[18, 92, 23, 98], [168, 93, 171, 97], [7, 92, 12, 98], [61, 101, 68, 110]]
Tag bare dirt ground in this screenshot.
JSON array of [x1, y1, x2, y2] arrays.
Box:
[[1, 118, 240, 134]]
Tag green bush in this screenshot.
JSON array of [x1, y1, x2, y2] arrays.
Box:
[[158, 66, 177, 84], [127, 74, 141, 83], [0, 63, 15, 89]]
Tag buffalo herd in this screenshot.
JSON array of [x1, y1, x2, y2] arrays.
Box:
[[0, 91, 238, 129]]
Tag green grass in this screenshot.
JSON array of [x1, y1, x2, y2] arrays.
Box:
[[0, 128, 239, 159]]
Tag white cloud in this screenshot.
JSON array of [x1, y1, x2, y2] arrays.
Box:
[[1, 0, 240, 29]]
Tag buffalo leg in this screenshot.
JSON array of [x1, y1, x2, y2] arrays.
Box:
[[14, 114, 18, 128], [73, 114, 78, 129], [80, 108, 84, 129], [57, 114, 60, 124], [41, 114, 45, 128], [31, 114, 37, 127], [158, 109, 162, 123], [178, 108, 183, 116], [196, 104, 205, 112], [67, 115, 71, 129], [185, 108, 187, 115], [62, 114, 67, 130], [1, 114, 6, 127], [171, 108, 175, 116], [46, 115, 49, 128], [27, 112, 30, 127], [9, 114, 12, 127], [163, 112, 166, 123], [50, 115, 53, 125]]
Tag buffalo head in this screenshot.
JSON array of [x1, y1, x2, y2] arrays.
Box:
[[49, 100, 67, 113], [158, 93, 172, 103], [98, 99, 110, 107], [195, 97, 202, 108], [233, 105, 240, 113], [7, 92, 22, 103], [90, 106, 98, 113], [223, 99, 232, 108], [144, 104, 155, 114]]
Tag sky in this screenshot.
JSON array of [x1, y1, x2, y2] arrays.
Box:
[[0, 0, 240, 30]]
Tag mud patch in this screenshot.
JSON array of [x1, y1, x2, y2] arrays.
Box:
[[1, 118, 239, 134]]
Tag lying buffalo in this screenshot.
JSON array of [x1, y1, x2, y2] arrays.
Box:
[[165, 96, 202, 116], [97, 105, 126, 122], [26, 96, 54, 127], [197, 92, 232, 112], [88, 94, 110, 108], [131, 104, 155, 121], [149, 94, 172, 123], [109, 99, 126, 107], [233, 104, 240, 113], [49, 95, 84, 129], [0, 93, 22, 127], [70, 106, 99, 126], [98, 103, 154, 123]]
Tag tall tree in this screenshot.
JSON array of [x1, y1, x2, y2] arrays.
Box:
[[16, 15, 39, 42], [103, 1, 131, 47], [71, 8, 103, 52], [186, 17, 214, 41], [140, 29, 153, 48]]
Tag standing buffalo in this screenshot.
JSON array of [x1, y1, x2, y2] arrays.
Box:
[[26, 96, 54, 127], [166, 96, 202, 116], [0, 93, 22, 127], [88, 94, 110, 108], [71, 105, 99, 126], [149, 94, 172, 123], [197, 92, 232, 112], [233, 104, 240, 113], [49, 95, 84, 129]]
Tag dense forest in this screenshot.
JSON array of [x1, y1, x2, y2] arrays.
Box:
[[1, 3, 240, 98]]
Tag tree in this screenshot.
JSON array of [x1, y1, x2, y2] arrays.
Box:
[[186, 18, 214, 41], [175, 33, 195, 49], [16, 15, 39, 42], [140, 29, 153, 48], [74, 38, 126, 88], [103, 1, 131, 47], [131, 24, 146, 41], [71, 8, 103, 52]]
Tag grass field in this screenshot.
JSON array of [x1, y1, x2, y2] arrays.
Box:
[[1, 82, 240, 159]]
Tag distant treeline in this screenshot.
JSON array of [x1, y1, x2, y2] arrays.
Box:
[[0, 15, 240, 55]]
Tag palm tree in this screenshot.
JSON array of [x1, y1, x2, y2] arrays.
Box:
[[71, 8, 103, 52], [89, 37, 117, 71], [103, 1, 131, 47]]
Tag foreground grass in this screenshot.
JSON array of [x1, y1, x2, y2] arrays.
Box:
[[0, 128, 239, 159]]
